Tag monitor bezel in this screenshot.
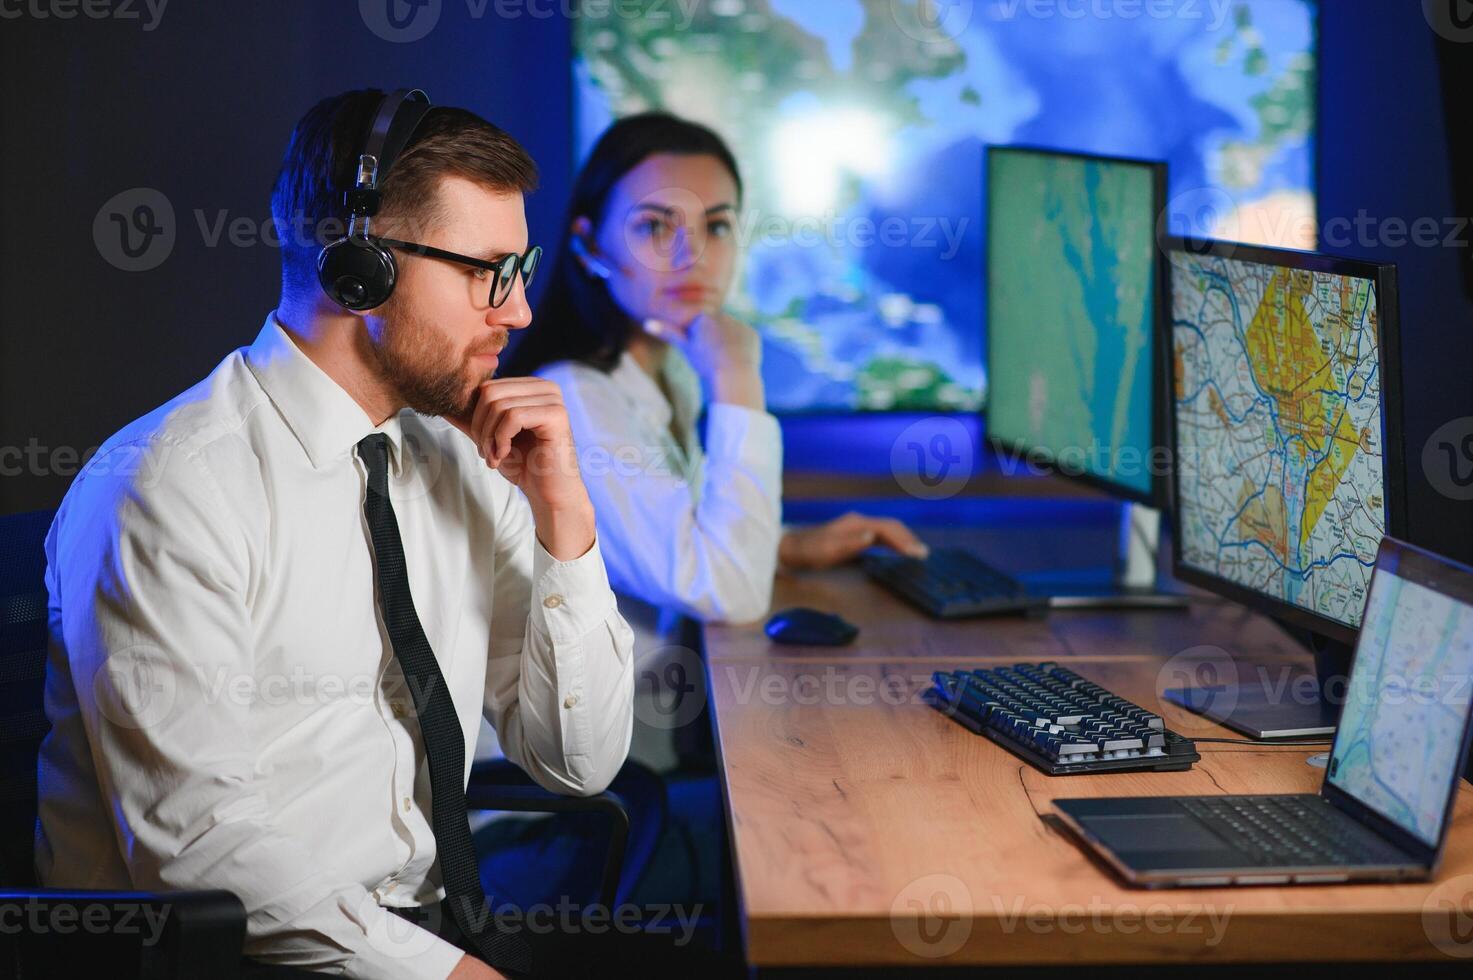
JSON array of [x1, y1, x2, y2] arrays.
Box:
[[1320, 536, 1473, 866], [1163, 236, 1407, 645], [983, 144, 1170, 508]]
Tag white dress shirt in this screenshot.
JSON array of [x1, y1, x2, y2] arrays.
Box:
[[535, 349, 783, 633], [35, 314, 635, 980]]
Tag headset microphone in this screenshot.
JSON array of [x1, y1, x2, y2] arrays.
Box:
[[569, 234, 613, 280]]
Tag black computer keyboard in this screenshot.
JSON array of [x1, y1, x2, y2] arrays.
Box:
[[1176, 796, 1404, 865], [862, 547, 1044, 619], [926, 662, 1200, 775]]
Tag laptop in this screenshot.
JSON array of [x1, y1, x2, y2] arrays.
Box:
[[1053, 537, 1473, 887]]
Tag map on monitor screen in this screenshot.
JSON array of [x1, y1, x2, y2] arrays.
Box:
[[986, 149, 1157, 498], [1170, 249, 1386, 628], [1329, 566, 1473, 847], [574, 0, 1317, 412]]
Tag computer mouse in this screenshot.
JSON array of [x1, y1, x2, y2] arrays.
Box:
[[764, 607, 859, 646]]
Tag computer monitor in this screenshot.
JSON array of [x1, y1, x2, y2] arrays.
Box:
[[1165, 239, 1407, 736], [1167, 240, 1406, 640], [985, 146, 1168, 508], [1326, 536, 1473, 852]]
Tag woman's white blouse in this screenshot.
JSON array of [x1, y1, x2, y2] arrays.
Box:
[[537, 348, 784, 628]]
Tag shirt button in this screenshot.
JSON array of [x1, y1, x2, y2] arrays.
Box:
[[563, 694, 578, 709], [543, 594, 564, 609], [402, 796, 412, 813]]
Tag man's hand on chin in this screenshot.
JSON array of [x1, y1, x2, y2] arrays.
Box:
[[447, 378, 597, 561], [449, 953, 504, 979]]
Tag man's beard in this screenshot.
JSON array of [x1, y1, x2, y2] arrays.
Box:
[[367, 298, 497, 419]]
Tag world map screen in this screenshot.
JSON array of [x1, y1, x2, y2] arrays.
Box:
[[574, 0, 1317, 413]]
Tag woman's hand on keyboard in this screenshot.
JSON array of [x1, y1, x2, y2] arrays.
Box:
[[779, 511, 929, 571]]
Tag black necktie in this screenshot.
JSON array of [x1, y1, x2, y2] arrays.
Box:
[[357, 433, 533, 976]]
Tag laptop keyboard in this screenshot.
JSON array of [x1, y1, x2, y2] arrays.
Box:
[[1179, 796, 1403, 865]]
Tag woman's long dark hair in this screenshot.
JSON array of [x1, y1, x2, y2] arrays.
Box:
[[503, 111, 743, 377]]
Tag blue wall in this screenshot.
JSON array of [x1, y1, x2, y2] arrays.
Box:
[[1318, 1, 1473, 562], [0, 2, 576, 513]]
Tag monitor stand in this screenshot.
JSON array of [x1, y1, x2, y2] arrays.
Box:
[[1162, 631, 1352, 740], [1023, 504, 1193, 611]]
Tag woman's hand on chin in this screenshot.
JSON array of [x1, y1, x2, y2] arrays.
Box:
[[658, 312, 764, 410]]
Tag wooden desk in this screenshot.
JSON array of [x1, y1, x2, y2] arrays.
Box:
[[704, 565, 1473, 968]]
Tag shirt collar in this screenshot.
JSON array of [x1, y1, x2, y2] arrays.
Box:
[[662, 348, 703, 447], [609, 347, 702, 434], [245, 312, 406, 471], [609, 349, 673, 430]]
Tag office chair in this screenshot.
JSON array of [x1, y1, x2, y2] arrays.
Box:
[[1, 508, 639, 978], [0, 508, 246, 978]]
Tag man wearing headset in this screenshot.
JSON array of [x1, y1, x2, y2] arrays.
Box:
[[34, 90, 634, 979]]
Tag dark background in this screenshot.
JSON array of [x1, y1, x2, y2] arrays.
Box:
[[2, 0, 1470, 562]]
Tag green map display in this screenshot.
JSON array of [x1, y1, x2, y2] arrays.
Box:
[[986, 150, 1156, 497]]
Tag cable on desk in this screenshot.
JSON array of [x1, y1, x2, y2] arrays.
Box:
[[1191, 736, 1332, 747]]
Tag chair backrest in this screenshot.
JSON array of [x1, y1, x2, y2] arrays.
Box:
[[1, 509, 56, 886]]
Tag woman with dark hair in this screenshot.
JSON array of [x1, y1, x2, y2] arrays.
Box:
[[505, 111, 927, 649], [482, 113, 927, 946]]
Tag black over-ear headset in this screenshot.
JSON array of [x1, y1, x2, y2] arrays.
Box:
[[317, 89, 433, 310]]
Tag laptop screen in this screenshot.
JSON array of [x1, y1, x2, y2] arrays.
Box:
[[1327, 541, 1473, 848]]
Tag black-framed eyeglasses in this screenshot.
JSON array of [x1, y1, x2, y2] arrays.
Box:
[[377, 237, 542, 309]]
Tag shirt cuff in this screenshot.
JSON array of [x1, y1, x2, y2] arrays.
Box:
[[531, 534, 619, 646], [705, 403, 783, 481], [346, 913, 467, 980]]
